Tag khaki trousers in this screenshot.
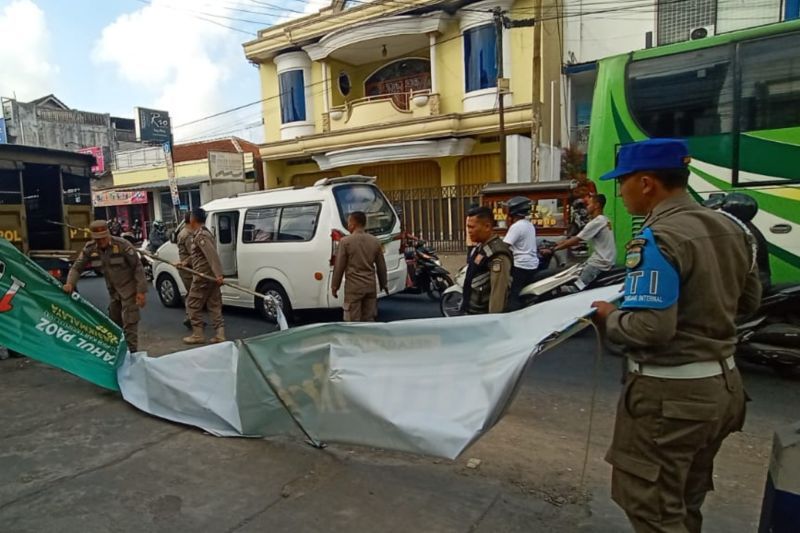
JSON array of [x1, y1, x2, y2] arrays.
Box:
[[109, 294, 140, 352], [180, 271, 193, 320], [187, 279, 224, 330], [606, 367, 746, 533], [343, 292, 377, 322]]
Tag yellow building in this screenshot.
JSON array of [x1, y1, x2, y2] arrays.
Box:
[[244, 0, 563, 191]]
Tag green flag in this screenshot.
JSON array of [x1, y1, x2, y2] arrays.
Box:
[[0, 238, 126, 390]]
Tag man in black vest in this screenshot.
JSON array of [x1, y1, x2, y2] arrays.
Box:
[[461, 206, 513, 315]]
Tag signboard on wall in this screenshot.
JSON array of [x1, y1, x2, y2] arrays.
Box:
[[163, 142, 179, 206], [135, 107, 171, 143], [208, 151, 245, 182], [0, 118, 7, 144], [93, 190, 148, 207], [77, 146, 105, 174]]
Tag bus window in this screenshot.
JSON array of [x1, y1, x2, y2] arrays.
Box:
[[737, 32, 800, 184], [628, 46, 734, 138]]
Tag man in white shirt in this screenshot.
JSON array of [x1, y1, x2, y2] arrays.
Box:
[[503, 196, 539, 311], [553, 194, 617, 288]]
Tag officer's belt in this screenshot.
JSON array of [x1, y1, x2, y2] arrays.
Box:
[[627, 355, 735, 380]]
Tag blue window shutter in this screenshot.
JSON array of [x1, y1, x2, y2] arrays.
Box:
[[279, 70, 307, 124], [787, 0, 800, 20], [463, 24, 498, 93]]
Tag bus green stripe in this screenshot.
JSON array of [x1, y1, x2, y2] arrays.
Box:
[[745, 127, 800, 146], [769, 243, 800, 272], [689, 165, 800, 225], [610, 95, 634, 145]]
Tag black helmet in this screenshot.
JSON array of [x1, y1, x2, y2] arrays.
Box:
[[505, 196, 532, 218], [720, 192, 758, 223], [703, 194, 726, 210]]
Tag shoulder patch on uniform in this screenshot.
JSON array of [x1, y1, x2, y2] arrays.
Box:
[[621, 227, 679, 311], [491, 261, 502, 273]]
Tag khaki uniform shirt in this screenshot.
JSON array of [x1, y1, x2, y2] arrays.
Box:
[[177, 225, 194, 263], [331, 229, 388, 298], [606, 193, 762, 365], [68, 237, 148, 299], [467, 235, 512, 314], [190, 227, 224, 279]]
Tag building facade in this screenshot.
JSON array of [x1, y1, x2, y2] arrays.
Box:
[[562, 0, 799, 154], [98, 137, 264, 230], [244, 0, 564, 190], [0, 94, 140, 172]]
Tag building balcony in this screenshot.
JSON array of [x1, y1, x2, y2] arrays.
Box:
[[325, 90, 440, 132]]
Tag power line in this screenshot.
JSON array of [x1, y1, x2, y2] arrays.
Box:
[[171, 0, 704, 132], [131, 0, 258, 34]]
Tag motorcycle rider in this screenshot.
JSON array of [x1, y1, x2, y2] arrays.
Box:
[[503, 196, 539, 311], [552, 194, 617, 288], [109, 217, 123, 237], [147, 220, 168, 253], [461, 206, 513, 315]]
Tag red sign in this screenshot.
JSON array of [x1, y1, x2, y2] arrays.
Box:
[[93, 190, 148, 207], [77, 146, 105, 174]]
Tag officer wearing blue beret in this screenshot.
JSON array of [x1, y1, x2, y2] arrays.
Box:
[[591, 139, 762, 533]]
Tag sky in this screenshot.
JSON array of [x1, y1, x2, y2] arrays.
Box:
[[0, 0, 330, 143]]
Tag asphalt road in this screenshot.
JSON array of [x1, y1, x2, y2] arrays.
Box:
[[75, 276, 443, 355], [1, 277, 798, 532]]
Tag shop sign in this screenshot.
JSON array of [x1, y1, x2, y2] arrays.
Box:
[[93, 190, 148, 207]]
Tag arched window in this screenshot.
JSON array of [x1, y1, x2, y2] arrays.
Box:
[[364, 58, 431, 110]]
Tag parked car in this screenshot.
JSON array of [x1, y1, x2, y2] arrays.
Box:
[[151, 176, 407, 321]]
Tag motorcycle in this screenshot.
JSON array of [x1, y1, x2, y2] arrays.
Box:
[[121, 219, 144, 247], [402, 234, 453, 301], [735, 284, 800, 379], [440, 240, 612, 317], [140, 221, 168, 282]]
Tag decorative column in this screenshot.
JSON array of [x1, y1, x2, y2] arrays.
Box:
[[429, 32, 438, 94], [274, 51, 315, 141]]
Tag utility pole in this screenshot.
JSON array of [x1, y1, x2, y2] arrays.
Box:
[[531, 0, 542, 181], [493, 8, 507, 183], [494, 10, 536, 183]]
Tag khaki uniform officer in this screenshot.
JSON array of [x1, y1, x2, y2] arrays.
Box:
[[181, 208, 225, 344], [176, 212, 194, 328], [64, 220, 148, 352], [462, 206, 512, 315], [331, 211, 388, 322], [591, 139, 761, 533]]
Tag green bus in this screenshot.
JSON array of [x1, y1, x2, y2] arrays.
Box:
[[589, 20, 800, 284]]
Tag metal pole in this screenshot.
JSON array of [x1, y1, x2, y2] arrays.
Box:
[[494, 8, 507, 183], [550, 79, 555, 180]]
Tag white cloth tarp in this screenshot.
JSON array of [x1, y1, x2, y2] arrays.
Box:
[[118, 285, 621, 459]]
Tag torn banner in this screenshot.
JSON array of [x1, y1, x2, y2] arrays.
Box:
[[0, 238, 126, 391], [119, 285, 622, 459]]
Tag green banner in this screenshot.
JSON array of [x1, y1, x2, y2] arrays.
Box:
[[0, 238, 126, 390]]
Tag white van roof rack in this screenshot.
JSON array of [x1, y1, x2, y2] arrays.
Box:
[[314, 175, 377, 187]]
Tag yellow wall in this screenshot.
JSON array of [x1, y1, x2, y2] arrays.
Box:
[[509, 0, 535, 108], [434, 21, 464, 115], [261, 62, 281, 144], [113, 161, 208, 187]]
